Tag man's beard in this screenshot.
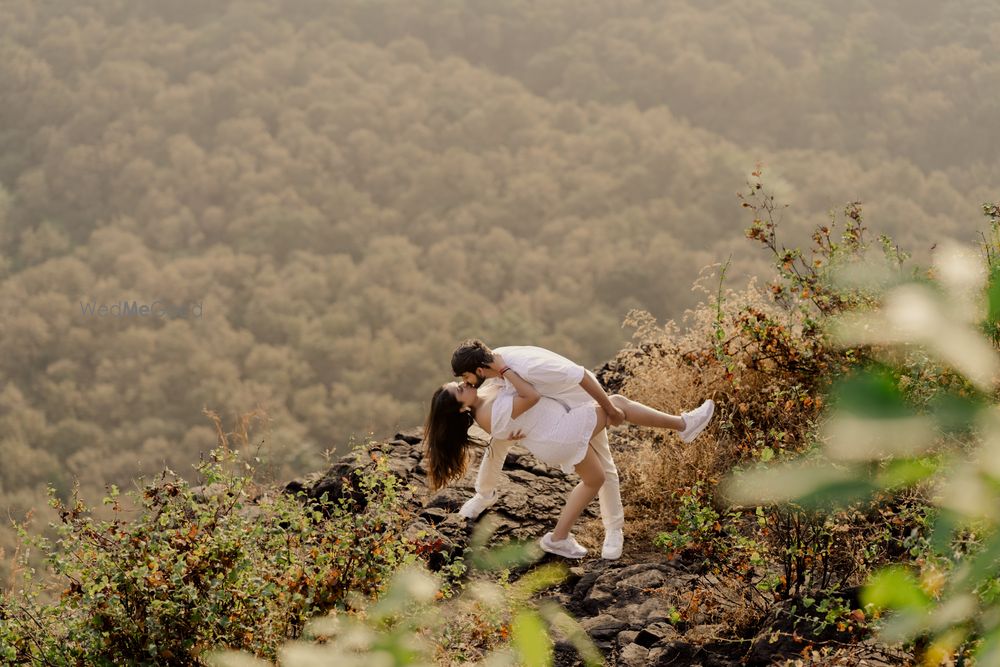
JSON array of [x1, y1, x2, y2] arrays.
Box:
[[469, 373, 486, 388]]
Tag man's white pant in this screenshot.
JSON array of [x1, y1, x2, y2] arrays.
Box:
[[473, 428, 625, 532]]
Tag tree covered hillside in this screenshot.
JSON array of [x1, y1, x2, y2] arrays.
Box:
[[1, 0, 997, 566]]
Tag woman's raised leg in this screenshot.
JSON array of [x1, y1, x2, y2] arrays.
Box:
[[551, 442, 606, 541], [609, 394, 684, 430]]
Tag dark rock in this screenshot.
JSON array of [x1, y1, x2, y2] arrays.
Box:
[[419, 506, 448, 525], [618, 642, 650, 667], [581, 580, 614, 614], [617, 565, 669, 589], [579, 613, 627, 639], [616, 629, 639, 646], [553, 638, 604, 667], [393, 429, 423, 445], [685, 624, 724, 644], [385, 455, 416, 479], [279, 416, 911, 667], [287, 462, 369, 512], [594, 357, 630, 395], [572, 570, 601, 599], [647, 641, 700, 665], [284, 479, 306, 495], [634, 621, 680, 648]]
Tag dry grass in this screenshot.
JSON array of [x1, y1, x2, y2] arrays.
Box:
[[575, 271, 828, 557]]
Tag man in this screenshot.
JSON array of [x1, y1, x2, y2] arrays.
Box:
[[450, 339, 632, 559]]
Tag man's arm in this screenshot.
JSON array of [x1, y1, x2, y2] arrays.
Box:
[[495, 347, 624, 424], [504, 369, 541, 419], [580, 372, 626, 426]]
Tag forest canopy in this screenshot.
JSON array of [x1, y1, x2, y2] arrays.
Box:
[[1, 0, 998, 565]]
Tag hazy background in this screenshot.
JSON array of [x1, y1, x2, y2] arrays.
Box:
[[1, 0, 998, 563]]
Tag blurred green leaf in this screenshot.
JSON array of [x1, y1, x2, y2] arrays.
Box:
[[367, 567, 438, 624], [929, 509, 961, 556], [536, 601, 603, 667], [469, 515, 501, 551], [879, 610, 930, 644], [722, 461, 861, 506], [467, 515, 545, 572], [927, 594, 977, 634], [795, 477, 879, 510], [511, 609, 552, 667], [876, 457, 940, 490], [372, 632, 426, 666], [975, 626, 1000, 665], [830, 368, 911, 418], [468, 539, 541, 572], [954, 530, 1000, 593], [509, 563, 566, 605], [986, 264, 1000, 324], [928, 391, 984, 434], [822, 414, 937, 461], [862, 566, 931, 611]]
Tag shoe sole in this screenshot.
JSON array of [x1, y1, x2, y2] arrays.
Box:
[[539, 535, 587, 559], [459, 494, 500, 519], [459, 504, 496, 519], [680, 400, 715, 443]]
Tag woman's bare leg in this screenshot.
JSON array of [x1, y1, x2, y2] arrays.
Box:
[[609, 394, 684, 430], [590, 405, 609, 441], [551, 442, 606, 541]]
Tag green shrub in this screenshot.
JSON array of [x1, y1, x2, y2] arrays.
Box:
[[628, 172, 941, 647], [0, 443, 418, 665], [726, 199, 1000, 663], [208, 517, 604, 667], [654, 481, 726, 555]]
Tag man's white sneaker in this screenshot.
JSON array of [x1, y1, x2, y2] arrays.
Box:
[[602, 528, 623, 560], [459, 490, 498, 519], [539, 531, 588, 559], [678, 399, 716, 443]]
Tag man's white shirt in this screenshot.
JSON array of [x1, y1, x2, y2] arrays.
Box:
[[488, 345, 597, 410], [466, 345, 599, 442]]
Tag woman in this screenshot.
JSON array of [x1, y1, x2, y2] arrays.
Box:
[[424, 366, 715, 558]]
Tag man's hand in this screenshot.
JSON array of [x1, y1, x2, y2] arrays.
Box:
[[606, 405, 626, 426], [507, 429, 526, 440], [488, 353, 506, 372], [579, 372, 626, 426]]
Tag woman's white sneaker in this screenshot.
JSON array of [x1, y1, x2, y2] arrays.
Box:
[[678, 399, 715, 443], [602, 528, 623, 560], [539, 531, 588, 559], [459, 490, 498, 519]]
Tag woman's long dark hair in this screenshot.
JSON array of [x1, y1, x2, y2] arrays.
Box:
[[423, 385, 476, 492]]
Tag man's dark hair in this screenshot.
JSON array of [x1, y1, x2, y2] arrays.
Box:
[[451, 339, 494, 376]]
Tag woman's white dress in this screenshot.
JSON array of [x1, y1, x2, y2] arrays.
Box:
[[490, 388, 598, 474]]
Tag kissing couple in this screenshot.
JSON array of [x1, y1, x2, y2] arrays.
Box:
[[423, 340, 715, 560]]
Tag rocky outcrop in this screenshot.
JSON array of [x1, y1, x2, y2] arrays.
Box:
[[284, 429, 911, 666], [284, 428, 599, 572]]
